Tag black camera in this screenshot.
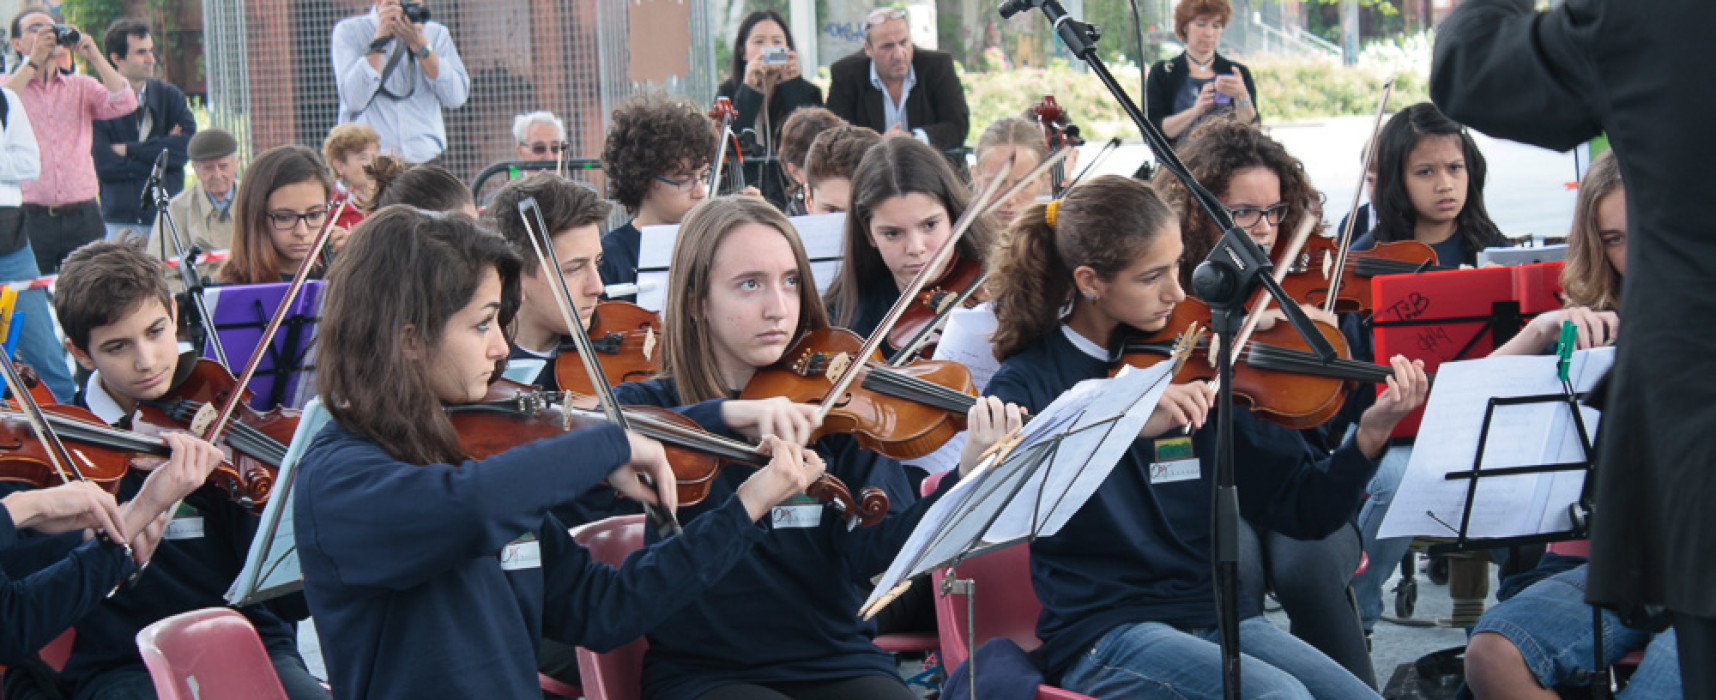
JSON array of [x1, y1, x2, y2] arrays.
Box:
[[400, 2, 431, 23], [51, 24, 80, 47]]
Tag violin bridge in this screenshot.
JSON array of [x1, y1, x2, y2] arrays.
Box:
[[821, 353, 853, 383], [189, 403, 219, 436], [643, 326, 657, 362], [1319, 251, 1333, 281], [1171, 323, 1203, 376]]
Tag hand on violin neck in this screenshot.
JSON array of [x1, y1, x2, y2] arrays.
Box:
[[1354, 355, 1430, 459], [737, 436, 826, 522], [129, 433, 225, 515], [958, 396, 1027, 477], [721, 397, 821, 446], [2, 482, 127, 544], [1139, 381, 1215, 438]]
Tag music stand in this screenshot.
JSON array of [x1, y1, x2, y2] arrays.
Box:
[[861, 361, 1178, 700]]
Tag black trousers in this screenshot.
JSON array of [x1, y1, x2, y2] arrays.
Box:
[[1677, 612, 1716, 699], [695, 674, 917, 700], [22, 201, 103, 274]]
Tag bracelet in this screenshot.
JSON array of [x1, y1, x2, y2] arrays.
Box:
[[1237, 97, 1252, 108]]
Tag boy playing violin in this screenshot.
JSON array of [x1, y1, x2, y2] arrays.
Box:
[[597, 93, 717, 301], [0, 240, 328, 699]]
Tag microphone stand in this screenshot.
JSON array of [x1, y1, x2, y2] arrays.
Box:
[[999, 1, 1338, 696], [147, 166, 230, 371]]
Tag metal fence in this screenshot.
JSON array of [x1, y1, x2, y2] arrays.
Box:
[[201, 0, 720, 191]]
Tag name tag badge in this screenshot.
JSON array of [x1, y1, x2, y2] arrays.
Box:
[[164, 503, 204, 540], [500, 533, 542, 572], [770, 495, 822, 530], [1149, 436, 1200, 485]]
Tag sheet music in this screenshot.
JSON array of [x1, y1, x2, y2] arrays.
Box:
[[1378, 347, 1611, 540], [863, 362, 1174, 614], [634, 213, 846, 312]]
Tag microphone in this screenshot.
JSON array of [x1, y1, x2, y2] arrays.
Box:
[[997, 0, 1041, 20], [139, 149, 169, 212]]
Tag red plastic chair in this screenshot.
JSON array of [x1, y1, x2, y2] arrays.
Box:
[[572, 514, 649, 700], [920, 473, 1097, 700], [135, 608, 287, 700]]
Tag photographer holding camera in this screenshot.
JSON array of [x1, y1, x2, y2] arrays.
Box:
[[716, 10, 823, 209], [331, 0, 469, 165], [5, 6, 136, 276]]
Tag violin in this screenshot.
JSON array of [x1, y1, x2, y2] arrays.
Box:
[[553, 301, 664, 395], [742, 327, 977, 461], [707, 97, 745, 195], [0, 403, 261, 500], [1112, 297, 1404, 430], [885, 253, 986, 364], [1277, 236, 1444, 313], [132, 358, 293, 508], [1030, 95, 1084, 196], [449, 379, 889, 528]]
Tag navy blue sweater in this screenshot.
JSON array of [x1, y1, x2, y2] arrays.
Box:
[[295, 420, 768, 700], [598, 221, 642, 303], [0, 507, 132, 665], [984, 329, 1380, 678], [614, 378, 952, 700]]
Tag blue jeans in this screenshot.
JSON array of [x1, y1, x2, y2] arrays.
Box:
[[1470, 566, 1681, 697], [1354, 444, 1414, 631], [0, 243, 74, 401], [1060, 616, 1380, 699]]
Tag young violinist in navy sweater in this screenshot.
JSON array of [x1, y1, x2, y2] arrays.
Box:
[[982, 175, 1428, 699], [1155, 119, 1375, 685], [1350, 102, 1509, 266], [0, 450, 223, 666], [614, 195, 1023, 700], [1, 240, 325, 699], [823, 136, 996, 358], [293, 206, 827, 700]]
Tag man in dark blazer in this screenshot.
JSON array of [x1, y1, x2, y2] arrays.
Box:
[[1432, 0, 1716, 695], [826, 8, 969, 162], [92, 19, 194, 241]]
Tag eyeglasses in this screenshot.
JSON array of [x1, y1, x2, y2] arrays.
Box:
[[865, 8, 906, 25], [520, 141, 565, 156], [654, 168, 711, 194], [266, 209, 329, 231], [1225, 202, 1290, 228]]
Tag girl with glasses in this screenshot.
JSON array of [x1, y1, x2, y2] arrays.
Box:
[[218, 144, 349, 285], [598, 92, 717, 302]]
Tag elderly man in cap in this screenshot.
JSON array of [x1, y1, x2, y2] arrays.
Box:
[[156, 128, 238, 266]]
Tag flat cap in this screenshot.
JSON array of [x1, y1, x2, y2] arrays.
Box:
[[187, 129, 238, 161]]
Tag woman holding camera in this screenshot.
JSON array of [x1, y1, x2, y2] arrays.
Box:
[[1145, 0, 1259, 145], [717, 10, 824, 208]]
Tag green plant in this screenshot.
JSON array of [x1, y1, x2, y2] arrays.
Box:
[[58, 0, 126, 40]]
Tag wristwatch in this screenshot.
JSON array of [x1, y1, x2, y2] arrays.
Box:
[[413, 44, 432, 60]]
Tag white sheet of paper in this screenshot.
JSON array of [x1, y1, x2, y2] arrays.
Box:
[[633, 213, 846, 312], [930, 304, 1001, 392], [1378, 347, 1611, 541]]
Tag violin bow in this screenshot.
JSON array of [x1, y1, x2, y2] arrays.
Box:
[[885, 147, 1077, 367], [1221, 207, 1322, 372], [1322, 77, 1396, 316], [196, 198, 349, 452], [707, 98, 738, 196], [1061, 137, 1120, 195], [516, 197, 683, 538]]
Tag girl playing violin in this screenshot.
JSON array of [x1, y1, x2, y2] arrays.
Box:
[[1351, 102, 1509, 265], [1492, 148, 1623, 355], [971, 117, 1049, 227], [216, 145, 350, 285], [984, 174, 1428, 699], [824, 136, 996, 358], [293, 206, 827, 699], [614, 195, 1023, 700], [1154, 119, 1377, 685]]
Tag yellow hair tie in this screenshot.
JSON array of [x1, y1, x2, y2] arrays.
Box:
[[1045, 199, 1061, 229]]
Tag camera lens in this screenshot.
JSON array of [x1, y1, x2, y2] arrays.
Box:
[[53, 24, 80, 47], [401, 3, 431, 23]]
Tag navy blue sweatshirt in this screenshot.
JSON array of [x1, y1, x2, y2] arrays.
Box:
[[294, 420, 768, 700], [0, 506, 132, 665], [598, 221, 642, 302], [984, 328, 1380, 679], [614, 378, 954, 700]]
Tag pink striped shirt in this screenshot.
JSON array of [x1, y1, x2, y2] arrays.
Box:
[[17, 69, 137, 206]]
